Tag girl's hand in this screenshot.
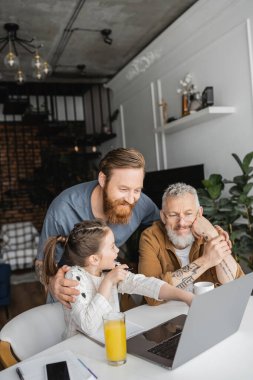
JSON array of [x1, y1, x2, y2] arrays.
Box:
[[104, 264, 129, 285], [98, 264, 129, 300]]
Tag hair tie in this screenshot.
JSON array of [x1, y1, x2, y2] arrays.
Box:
[[56, 235, 67, 245]]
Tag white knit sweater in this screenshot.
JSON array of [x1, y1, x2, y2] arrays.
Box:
[[63, 266, 164, 338]]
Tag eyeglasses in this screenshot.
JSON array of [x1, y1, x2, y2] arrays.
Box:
[[162, 211, 197, 222]]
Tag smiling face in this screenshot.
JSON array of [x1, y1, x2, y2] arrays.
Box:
[[161, 193, 199, 249], [100, 167, 144, 224], [96, 228, 119, 271]]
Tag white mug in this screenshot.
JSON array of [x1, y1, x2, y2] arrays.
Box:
[[193, 281, 214, 295]]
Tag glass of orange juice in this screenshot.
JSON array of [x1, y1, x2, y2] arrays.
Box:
[[103, 312, 127, 366]]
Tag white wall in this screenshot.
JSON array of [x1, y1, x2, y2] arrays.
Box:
[[106, 0, 253, 185]]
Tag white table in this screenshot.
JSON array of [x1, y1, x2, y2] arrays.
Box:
[[1, 298, 253, 380]]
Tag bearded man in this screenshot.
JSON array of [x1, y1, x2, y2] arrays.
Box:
[[35, 148, 159, 305], [138, 183, 244, 306]]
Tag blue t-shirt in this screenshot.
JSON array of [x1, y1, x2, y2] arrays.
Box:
[[37, 180, 159, 262]]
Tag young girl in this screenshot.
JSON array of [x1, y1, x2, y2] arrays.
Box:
[[43, 220, 193, 338]]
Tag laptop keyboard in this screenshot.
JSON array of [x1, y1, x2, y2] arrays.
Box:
[[148, 333, 181, 360]]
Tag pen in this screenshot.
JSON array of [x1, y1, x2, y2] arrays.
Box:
[[103, 264, 134, 273], [115, 262, 134, 271], [124, 267, 133, 271], [77, 358, 98, 379], [16, 367, 25, 380]]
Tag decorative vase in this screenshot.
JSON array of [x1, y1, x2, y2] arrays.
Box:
[[182, 94, 190, 117]]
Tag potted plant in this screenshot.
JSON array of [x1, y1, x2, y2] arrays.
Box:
[[198, 152, 253, 271]]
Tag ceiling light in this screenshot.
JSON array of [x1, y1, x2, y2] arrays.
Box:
[[0, 23, 52, 84], [32, 67, 44, 81], [31, 51, 43, 70], [43, 61, 52, 75], [15, 69, 26, 84], [4, 51, 19, 69]]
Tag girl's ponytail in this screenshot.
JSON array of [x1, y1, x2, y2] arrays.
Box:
[[43, 235, 67, 285]]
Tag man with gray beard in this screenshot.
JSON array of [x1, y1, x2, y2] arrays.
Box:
[[138, 183, 244, 306]]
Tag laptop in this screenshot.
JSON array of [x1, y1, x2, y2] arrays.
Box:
[[127, 272, 253, 369]]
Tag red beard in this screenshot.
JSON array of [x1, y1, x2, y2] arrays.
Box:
[[103, 188, 136, 224]]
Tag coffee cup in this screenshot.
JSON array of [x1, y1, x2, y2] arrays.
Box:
[[193, 281, 214, 295]]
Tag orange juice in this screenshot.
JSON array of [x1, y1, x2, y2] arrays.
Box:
[[104, 318, 127, 364]]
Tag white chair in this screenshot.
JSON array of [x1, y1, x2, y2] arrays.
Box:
[[0, 302, 66, 368]]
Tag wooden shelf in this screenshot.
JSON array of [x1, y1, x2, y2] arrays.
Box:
[[154, 106, 236, 135]]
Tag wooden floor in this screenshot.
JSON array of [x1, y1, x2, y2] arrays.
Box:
[[0, 278, 46, 330], [0, 274, 46, 371]]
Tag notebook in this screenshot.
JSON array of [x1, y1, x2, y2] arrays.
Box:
[[127, 272, 253, 369], [15, 350, 95, 380], [78, 320, 144, 346]]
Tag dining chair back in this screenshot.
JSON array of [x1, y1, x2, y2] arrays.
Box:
[[0, 302, 66, 368]]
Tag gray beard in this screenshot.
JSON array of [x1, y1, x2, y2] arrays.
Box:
[[166, 228, 195, 249]]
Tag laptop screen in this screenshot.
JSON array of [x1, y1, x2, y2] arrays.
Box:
[[127, 273, 253, 370], [142, 318, 184, 345]]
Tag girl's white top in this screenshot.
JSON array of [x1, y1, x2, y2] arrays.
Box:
[[63, 266, 164, 338]]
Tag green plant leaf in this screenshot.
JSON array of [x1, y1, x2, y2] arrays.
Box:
[[218, 197, 232, 207], [243, 183, 253, 194], [232, 153, 244, 173], [247, 167, 253, 174], [238, 193, 250, 203], [242, 151, 253, 172], [208, 184, 224, 199], [199, 198, 215, 207], [232, 175, 247, 185], [202, 207, 217, 216], [202, 174, 223, 187], [209, 174, 223, 184], [201, 174, 225, 199], [198, 152, 253, 271], [229, 186, 241, 196]]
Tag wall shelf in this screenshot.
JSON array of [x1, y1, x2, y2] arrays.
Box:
[[154, 106, 236, 135]]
